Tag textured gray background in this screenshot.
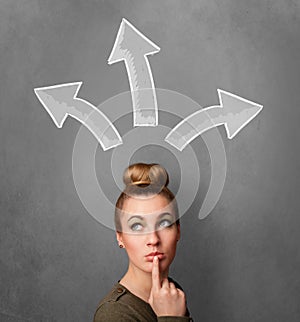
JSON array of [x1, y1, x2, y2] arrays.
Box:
[[1, 0, 300, 321]]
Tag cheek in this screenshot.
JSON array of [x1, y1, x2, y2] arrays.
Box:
[[161, 231, 178, 250], [169, 240, 178, 254], [123, 236, 143, 253]]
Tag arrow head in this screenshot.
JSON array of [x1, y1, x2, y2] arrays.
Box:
[[108, 18, 160, 64], [218, 89, 263, 139], [34, 82, 82, 128]]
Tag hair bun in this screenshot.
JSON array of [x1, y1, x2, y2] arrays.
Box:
[[123, 163, 169, 188]]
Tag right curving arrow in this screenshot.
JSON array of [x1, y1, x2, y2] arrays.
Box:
[[165, 89, 263, 151]]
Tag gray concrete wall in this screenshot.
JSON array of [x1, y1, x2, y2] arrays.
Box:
[[0, 0, 299, 321]]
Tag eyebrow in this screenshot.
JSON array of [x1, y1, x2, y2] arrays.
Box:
[[158, 212, 173, 219], [127, 212, 173, 223], [127, 215, 145, 223]]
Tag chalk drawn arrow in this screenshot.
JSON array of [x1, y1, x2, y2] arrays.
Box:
[[165, 89, 263, 151], [34, 82, 123, 151], [108, 18, 160, 126]]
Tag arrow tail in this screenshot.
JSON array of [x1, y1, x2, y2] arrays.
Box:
[[165, 106, 222, 151], [76, 100, 123, 151]]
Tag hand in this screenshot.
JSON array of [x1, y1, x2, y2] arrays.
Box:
[[148, 256, 186, 317]]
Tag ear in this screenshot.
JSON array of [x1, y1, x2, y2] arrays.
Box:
[[116, 231, 123, 244], [176, 223, 181, 241]]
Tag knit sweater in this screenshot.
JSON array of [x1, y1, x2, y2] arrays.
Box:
[[93, 278, 193, 321]]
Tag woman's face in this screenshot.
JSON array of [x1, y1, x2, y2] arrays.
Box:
[[116, 194, 180, 275]]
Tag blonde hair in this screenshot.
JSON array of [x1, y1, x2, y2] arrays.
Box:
[[115, 163, 179, 231]]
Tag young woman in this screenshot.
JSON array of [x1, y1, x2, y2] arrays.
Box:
[[93, 163, 193, 321]]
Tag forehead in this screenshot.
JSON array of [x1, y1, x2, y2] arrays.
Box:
[[122, 194, 172, 216]]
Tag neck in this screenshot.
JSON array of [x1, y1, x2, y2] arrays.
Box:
[[119, 262, 169, 302]]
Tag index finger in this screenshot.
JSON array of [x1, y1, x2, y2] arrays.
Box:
[[151, 256, 161, 291]]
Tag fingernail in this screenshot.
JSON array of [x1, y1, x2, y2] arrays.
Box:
[[154, 256, 158, 261]]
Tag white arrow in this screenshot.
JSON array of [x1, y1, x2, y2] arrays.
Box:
[[108, 18, 160, 126], [34, 82, 123, 151], [165, 89, 263, 151]]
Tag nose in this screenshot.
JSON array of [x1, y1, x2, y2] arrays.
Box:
[[146, 229, 160, 246]]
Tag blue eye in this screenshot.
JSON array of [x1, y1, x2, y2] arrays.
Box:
[[159, 219, 172, 228], [130, 223, 143, 231]]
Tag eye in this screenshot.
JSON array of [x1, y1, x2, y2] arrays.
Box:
[[130, 223, 143, 231], [159, 219, 172, 228]]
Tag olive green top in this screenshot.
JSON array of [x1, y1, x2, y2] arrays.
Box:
[[93, 278, 193, 322]]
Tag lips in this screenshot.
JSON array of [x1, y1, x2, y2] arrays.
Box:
[[146, 251, 163, 257], [145, 251, 165, 261]]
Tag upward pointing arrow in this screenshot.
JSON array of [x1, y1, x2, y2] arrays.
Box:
[[34, 82, 123, 151], [165, 89, 263, 151], [108, 18, 160, 126]]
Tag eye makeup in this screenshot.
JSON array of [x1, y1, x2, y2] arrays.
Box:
[[156, 213, 175, 230], [127, 215, 146, 232], [126, 212, 176, 232]]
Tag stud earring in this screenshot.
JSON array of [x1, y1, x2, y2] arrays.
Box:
[[119, 244, 124, 248]]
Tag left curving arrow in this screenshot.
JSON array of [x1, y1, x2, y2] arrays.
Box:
[[34, 82, 123, 151]]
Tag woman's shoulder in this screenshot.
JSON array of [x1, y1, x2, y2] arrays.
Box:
[[93, 283, 156, 322], [93, 280, 193, 322], [93, 283, 132, 321], [95, 278, 183, 307], [95, 283, 127, 306]]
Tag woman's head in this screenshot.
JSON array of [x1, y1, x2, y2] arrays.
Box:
[[115, 163, 179, 232], [115, 163, 180, 275]]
